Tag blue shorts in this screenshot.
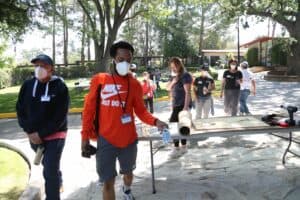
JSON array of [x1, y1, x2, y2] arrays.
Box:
[[96, 136, 138, 183]]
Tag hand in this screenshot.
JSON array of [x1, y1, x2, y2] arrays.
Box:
[[81, 139, 90, 152], [252, 91, 256, 96], [183, 107, 189, 111], [28, 132, 42, 144], [155, 119, 168, 131]]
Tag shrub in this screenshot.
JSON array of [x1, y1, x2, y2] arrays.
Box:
[[271, 43, 287, 66], [246, 48, 259, 66], [0, 68, 11, 88], [11, 67, 34, 85]]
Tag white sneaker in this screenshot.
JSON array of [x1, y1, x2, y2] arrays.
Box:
[[169, 147, 181, 159], [181, 145, 188, 154], [122, 188, 135, 200]]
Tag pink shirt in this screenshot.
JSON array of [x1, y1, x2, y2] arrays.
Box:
[[43, 131, 67, 141]]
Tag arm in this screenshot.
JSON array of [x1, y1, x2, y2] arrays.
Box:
[[16, 82, 37, 134], [209, 81, 216, 91], [251, 79, 256, 95], [38, 82, 69, 138], [220, 78, 225, 98], [81, 75, 100, 141], [183, 83, 192, 110]]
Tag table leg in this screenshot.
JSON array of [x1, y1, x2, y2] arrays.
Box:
[[149, 140, 156, 194], [282, 131, 292, 165]]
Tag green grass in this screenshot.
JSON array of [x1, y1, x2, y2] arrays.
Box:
[[0, 76, 221, 113], [0, 148, 29, 200]]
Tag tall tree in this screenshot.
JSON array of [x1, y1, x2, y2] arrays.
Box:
[[77, 0, 141, 72], [218, 0, 300, 75], [0, 0, 38, 38]]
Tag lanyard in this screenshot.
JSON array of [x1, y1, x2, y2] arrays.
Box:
[[111, 74, 130, 113]]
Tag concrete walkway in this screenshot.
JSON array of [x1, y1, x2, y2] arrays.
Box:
[[1, 72, 300, 200]]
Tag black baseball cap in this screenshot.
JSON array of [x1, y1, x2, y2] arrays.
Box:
[[31, 54, 54, 66]]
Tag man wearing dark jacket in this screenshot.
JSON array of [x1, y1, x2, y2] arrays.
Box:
[[16, 54, 69, 200]]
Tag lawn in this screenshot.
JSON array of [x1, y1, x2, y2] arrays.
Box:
[[0, 147, 30, 200], [0, 76, 221, 113]]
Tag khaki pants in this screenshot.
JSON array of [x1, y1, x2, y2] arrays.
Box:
[[195, 96, 212, 119]]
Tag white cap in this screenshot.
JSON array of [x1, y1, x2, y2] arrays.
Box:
[[241, 61, 248, 67], [130, 63, 137, 69]]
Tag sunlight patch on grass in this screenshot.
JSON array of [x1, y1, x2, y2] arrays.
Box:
[[0, 148, 30, 200]]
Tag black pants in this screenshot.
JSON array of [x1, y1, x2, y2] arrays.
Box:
[[144, 97, 154, 113], [169, 105, 186, 147]]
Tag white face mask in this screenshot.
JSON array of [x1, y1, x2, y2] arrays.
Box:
[[230, 65, 236, 70], [171, 71, 177, 77], [34, 66, 48, 80], [116, 61, 130, 76]]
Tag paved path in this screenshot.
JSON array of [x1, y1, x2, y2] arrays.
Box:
[[1, 72, 300, 200]]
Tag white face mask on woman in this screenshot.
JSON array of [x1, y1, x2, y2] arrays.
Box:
[[115, 61, 130, 76], [34, 66, 48, 80], [230, 65, 236, 70]]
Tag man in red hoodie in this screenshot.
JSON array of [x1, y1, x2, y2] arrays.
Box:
[[81, 41, 167, 200]]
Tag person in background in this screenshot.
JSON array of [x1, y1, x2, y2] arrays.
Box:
[[166, 57, 192, 158], [129, 63, 137, 78], [141, 71, 156, 113], [220, 59, 243, 116], [193, 66, 215, 119], [239, 61, 256, 115], [154, 68, 161, 90], [16, 54, 69, 200], [81, 41, 167, 200]]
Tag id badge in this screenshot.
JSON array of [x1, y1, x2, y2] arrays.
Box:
[[41, 95, 50, 102], [121, 114, 132, 124]]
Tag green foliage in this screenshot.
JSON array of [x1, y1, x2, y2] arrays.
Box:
[[0, 0, 38, 38], [0, 69, 11, 89], [271, 40, 288, 66], [56, 65, 92, 79], [0, 44, 15, 69], [163, 32, 196, 57], [246, 48, 259, 66], [11, 67, 34, 86]]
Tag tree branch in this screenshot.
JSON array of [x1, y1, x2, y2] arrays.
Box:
[[120, 0, 136, 20], [123, 9, 146, 21], [103, 0, 112, 31], [77, 0, 97, 37], [247, 9, 295, 32]]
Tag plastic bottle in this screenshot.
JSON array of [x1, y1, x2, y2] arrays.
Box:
[[34, 145, 45, 165], [162, 128, 171, 144]]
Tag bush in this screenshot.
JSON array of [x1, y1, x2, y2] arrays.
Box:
[[56, 65, 91, 79], [11, 67, 34, 85], [271, 43, 287, 66], [0, 68, 11, 89], [246, 48, 259, 66]]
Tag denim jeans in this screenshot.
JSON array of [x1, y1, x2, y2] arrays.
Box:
[[31, 139, 65, 200], [239, 89, 251, 114]]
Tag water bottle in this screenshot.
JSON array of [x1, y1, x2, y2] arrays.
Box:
[[161, 128, 171, 144], [34, 145, 45, 165]]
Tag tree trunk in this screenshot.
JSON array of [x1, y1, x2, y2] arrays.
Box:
[[144, 21, 149, 67], [287, 39, 300, 75], [52, 3, 56, 65], [81, 12, 86, 65], [198, 7, 205, 64], [63, 6, 68, 66], [286, 18, 300, 75]]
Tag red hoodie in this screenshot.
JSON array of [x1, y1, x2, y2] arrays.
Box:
[[81, 73, 157, 148]]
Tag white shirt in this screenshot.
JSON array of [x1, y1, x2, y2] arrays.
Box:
[[240, 68, 254, 90]]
